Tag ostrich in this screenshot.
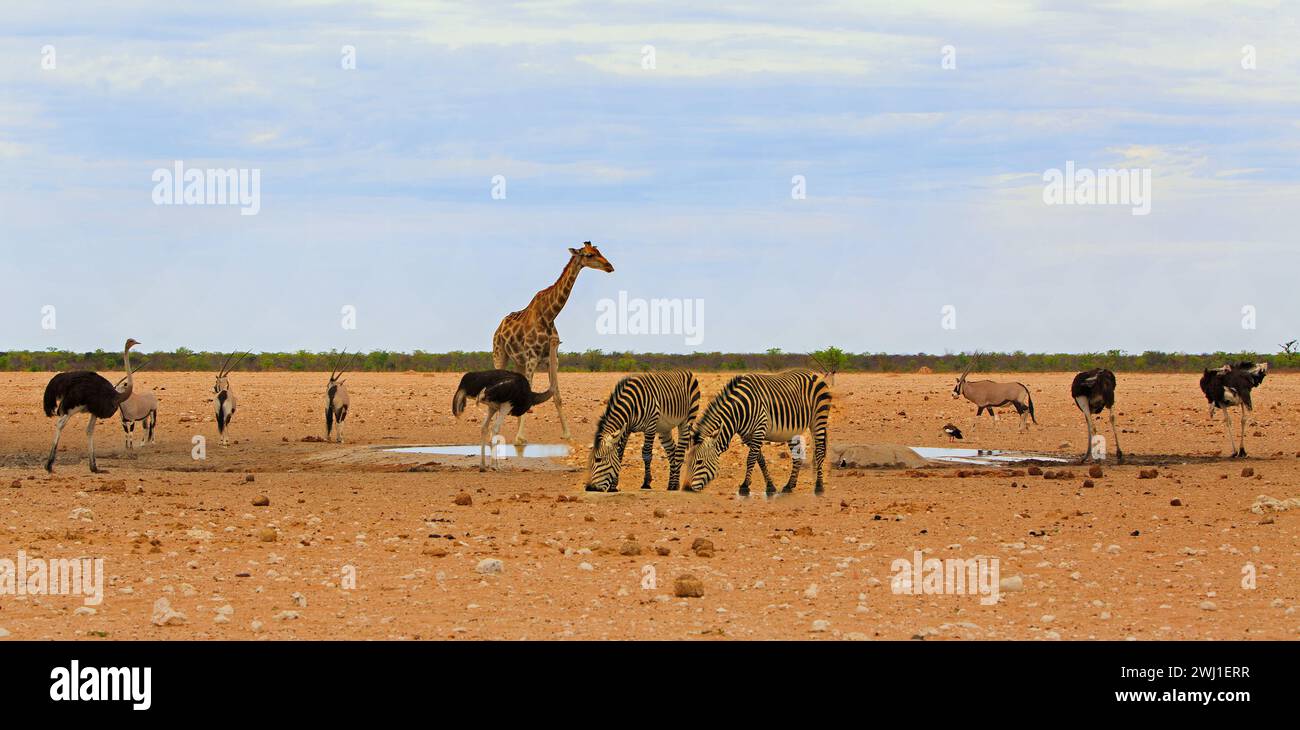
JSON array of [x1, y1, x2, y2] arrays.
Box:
[[1071, 368, 1123, 463], [214, 350, 250, 447], [1200, 362, 1268, 458], [942, 423, 963, 441], [42, 338, 140, 473], [451, 369, 554, 471], [325, 350, 357, 443]]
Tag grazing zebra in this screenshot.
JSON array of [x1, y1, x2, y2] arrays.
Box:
[[684, 369, 831, 496], [585, 370, 701, 492]]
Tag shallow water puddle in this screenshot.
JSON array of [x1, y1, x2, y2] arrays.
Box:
[[385, 444, 572, 459], [910, 446, 1069, 466]]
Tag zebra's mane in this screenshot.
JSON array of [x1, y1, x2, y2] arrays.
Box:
[[697, 374, 746, 439], [592, 376, 633, 450]]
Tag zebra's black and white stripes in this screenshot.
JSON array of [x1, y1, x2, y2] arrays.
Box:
[[684, 369, 831, 495], [585, 370, 700, 492]]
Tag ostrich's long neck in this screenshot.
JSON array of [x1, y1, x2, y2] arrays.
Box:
[[116, 347, 134, 404]]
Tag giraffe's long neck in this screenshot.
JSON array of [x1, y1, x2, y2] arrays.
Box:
[[536, 256, 583, 323]]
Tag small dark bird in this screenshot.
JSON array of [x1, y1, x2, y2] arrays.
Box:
[[1071, 368, 1123, 463], [42, 338, 140, 473], [1200, 361, 1268, 458], [452, 370, 554, 471], [943, 423, 963, 441]]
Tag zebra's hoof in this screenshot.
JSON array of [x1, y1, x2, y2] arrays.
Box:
[[737, 487, 750, 497], [814, 486, 825, 496], [1238, 448, 1248, 458]]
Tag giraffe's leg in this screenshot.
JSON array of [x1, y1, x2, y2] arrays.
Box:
[[546, 335, 570, 439], [87, 415, 100, 473], [640, 431, 655, 489], [46, 413, 70, 472]]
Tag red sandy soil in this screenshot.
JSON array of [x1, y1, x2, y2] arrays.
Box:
[[0, 371, 1296, 640]]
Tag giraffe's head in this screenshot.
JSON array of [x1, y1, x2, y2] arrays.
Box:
[[569, 242, 614, 273]]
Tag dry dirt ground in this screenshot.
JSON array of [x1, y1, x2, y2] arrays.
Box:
[[0, 371, 1297, 641]]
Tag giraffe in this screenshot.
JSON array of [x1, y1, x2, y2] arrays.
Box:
[[492, 242, 614, 445]]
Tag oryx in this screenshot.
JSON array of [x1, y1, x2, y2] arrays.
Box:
[[114, 357, 157, 449], [326, 350, 357, 443], [213, 350, 249, 447], [951, 364, 1037, 432]]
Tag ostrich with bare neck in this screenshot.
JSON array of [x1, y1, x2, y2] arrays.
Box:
[[42, 338, 139, 472]]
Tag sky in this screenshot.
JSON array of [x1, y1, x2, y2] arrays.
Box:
[[1, 0, 1298, 356]]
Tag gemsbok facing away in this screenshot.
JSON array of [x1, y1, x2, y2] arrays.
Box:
[[1070, 368, 1122, 463], [951, 364, 1036, 432], [1200, 361, 1268, 458], [326, 350, 357, 443], [214, 351, 250, 447]]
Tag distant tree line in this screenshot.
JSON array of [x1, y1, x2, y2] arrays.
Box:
[[1, 347, 1295, 373]]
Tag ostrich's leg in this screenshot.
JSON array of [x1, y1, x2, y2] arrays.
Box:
[[1238, 404, 1248, 457], [1075, 397, 1093, 462], [87, 415, 100, 473], [46, 413, 71, 472], [1221, 408, 1237, 458], [1109, 407, 1124, 462], [513, 360, 538, 446], [491, 407, 507, 469], [479, 406, 494, 471], [546, 334, 570, 439]]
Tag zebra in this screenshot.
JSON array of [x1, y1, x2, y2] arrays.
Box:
[[684, 369, 831, 496], [585, 370, 700, 492]]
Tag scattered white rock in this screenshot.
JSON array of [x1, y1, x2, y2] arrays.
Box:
[[1199, 601, 1217, 611], [150, 597, 187, 626], [476, 558, 504, 575], [810, 620, 830, 632], [999, 576, 1024, 592]]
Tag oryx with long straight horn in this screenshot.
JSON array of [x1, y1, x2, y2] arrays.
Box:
[[114, 357, 158, 449], [213, 350, 250, 447], [326, 350, 356, 443], [951, 362, 1037, 432]]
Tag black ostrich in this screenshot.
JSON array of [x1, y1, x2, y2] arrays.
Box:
[[1071, 368, 1122, 463], [451, 369, 554, 471], [1200, 362, 1268, 458], [42, 338, 140, 473]]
